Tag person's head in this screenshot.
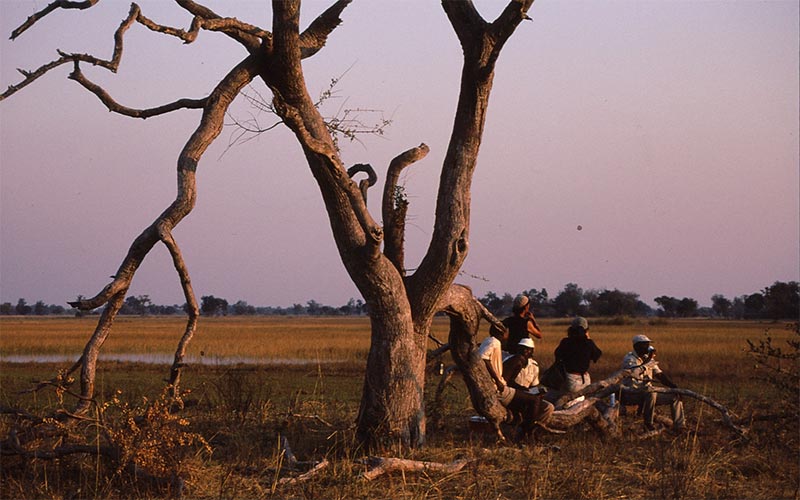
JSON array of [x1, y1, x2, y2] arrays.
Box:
[[512, 294, 530, 314], [491, 324, 509, 342], [517, 337, 535, 357], [567, 316, 589, 338], [632, 334, 654, 357]]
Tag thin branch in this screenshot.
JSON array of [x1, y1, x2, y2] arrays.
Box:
[[69, 64, 207, 119], [10, 0, 100, 40], [0, 58, 72, 101], [651, 387, 748, 438], [158, 228, 200, 397], [278, 459, 330, 485]]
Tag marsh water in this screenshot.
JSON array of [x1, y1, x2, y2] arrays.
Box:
[[0, 353, 342, 366]]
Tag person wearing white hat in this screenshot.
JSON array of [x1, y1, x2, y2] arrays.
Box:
[[478, 331, 552, 440], [491, 294, 543, 352], [503, 338, 542, 392], [620, 334, 685, 432]]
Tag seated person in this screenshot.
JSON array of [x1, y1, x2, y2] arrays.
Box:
[[503, 338, 554, 425], [620, 334, 685, 432], [479, 328, 553, 440]]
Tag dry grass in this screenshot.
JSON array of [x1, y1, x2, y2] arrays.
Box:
[[1, 316, 798, 499]]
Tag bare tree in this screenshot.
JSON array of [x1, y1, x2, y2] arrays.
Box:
[[2, 0, 534, 449]]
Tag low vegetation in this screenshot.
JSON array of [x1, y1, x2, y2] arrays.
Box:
[[1, 317, 797, 499]]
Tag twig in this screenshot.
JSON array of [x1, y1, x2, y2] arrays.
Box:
[[278, 459, 330, 485]]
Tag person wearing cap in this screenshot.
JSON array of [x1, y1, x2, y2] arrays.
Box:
[[491, 294, 543, 352], [479, 329, 552, 440], [503, 338, 543, 392], [553, 316, 602, 393], [620, 334, 685, 432]]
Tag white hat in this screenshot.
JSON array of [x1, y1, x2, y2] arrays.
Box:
[[632, 334, 652, 344], [518, 338, 535, 349]]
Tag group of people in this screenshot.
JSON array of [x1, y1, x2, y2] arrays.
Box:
[[478, 294, 685, 440]]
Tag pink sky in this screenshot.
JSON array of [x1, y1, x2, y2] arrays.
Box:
[[1, 0, 798, 308]]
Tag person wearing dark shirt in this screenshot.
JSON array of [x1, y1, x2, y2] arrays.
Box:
[[553, 316, 602, 393], [491, 294, 543, 352]]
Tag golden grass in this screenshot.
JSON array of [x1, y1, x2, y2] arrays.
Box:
[[1, 316, 797, 500]]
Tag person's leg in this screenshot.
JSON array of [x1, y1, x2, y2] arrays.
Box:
[[509, 391, 549, 437], [620, 388, 643, 409], [641, 391, 658, 430], [536, 399, 554, 423], [655, 392, 685, 429]]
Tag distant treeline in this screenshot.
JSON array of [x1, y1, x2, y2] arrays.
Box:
[[2, 280, 797, 320]]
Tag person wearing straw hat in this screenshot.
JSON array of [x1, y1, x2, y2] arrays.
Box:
[[620, 334, 685, 432]]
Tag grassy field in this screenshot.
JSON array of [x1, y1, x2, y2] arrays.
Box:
[[1, 316, 797, 499]]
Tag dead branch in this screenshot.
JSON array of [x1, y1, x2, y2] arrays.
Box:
[[68, 64, 207, 119], [361, 456, 471, 481], [347, 163, 377, 203], [552, 369, 631, 409], [288, 413, 335, 428], [278, 459, 330, 485], [382, 143, 430, 274], [10, 0, 100, 40], [0, 406, 44, 425], [548, 398, 619, 436], [299, 0, 353, 58], [650, 387, 748, 438]]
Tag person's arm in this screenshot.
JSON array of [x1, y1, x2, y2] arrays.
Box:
[[483, 359, 506, 392], [524, 311, 543, 339], [590, 340, 602, 362], [654, 371, 678, 388], [503, 356, 526, 390]]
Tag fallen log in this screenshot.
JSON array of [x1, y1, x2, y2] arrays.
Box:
[[361, 457, 471, 481]]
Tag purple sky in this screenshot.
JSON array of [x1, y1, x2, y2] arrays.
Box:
[[1, 0, 798, 309]]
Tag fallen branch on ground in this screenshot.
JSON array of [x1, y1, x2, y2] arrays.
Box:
[[360, 456, 472, 481]]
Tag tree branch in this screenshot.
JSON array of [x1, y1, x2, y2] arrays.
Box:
[[68, 63, 207, 118], [361, 456, 471, 481], [347, 163, 377, 203], [382, 144, 430, 274], [299, 0, 353, 58], [10, 0, 100, 40]]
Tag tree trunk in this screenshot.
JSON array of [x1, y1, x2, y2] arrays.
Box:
[[438, 284, 508, 435], [355, 301, 427, 449]]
